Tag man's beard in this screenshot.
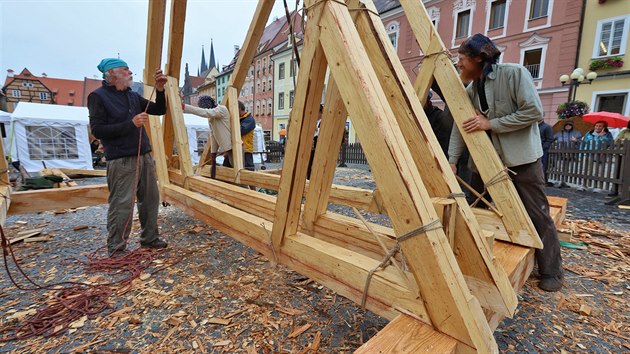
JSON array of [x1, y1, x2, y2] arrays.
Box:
[[114, 72, 133, 89]]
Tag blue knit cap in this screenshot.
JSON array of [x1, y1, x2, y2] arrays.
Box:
[[97, 58, 128, 78]]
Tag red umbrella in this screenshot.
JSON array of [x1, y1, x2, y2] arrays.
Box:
[[582, 111, 630, 128]]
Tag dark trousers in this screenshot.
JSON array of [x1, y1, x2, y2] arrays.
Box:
[[244, 152, 255, 171], [541, 149, 550, 182], [106, 153, 160, 253], [512, 160, 563, 277], [469, 160, 562, 277]]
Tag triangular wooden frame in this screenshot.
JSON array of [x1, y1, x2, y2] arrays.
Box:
[[142, 0, 540, 352]]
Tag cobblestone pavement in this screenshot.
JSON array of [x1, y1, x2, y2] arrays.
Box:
[[0, 165, 627, 353]]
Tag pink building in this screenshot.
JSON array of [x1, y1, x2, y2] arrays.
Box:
[[376, 0, 584, 124]]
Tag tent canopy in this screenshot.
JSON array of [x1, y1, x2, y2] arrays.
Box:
[[10, 102, 93, 172]]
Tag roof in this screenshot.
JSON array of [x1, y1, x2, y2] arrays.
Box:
[[373, 0, 401, 13], [188, 76, 207, 89], [11, 102, 89, 125], [3, 69, 103, 107]]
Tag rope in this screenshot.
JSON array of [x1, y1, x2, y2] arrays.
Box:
[[447, 192, 466, 199], [360, 218, 442, 308], [484, 167, 514, 189], [347, 6, 380, 17]]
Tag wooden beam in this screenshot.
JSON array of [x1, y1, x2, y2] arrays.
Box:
[[163, 184, 429, 323], [302, 78, 348, 230], [0, 135, 9, 186], [41, 168, 77, 188], [355, 314, 458, 354], [144, 85, 171, 196], [165, 76, 194, 180], [54, 169, 106, 178], [0, 186, 10, 227], [271, 4, 328, 250], [165, 0, 186, 80], [144, 0, 166, 87], [318, 1, 495, 350], [8, 184, 108, 215], [399, 0, 542, 249], [350, 1, 516, 316], [226, 88, 244, 177]]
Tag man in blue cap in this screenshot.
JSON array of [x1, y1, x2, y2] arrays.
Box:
[[88, 58, 168, 256], [447, 34, 563, 292]]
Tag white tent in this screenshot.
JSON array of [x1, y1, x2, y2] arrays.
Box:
[[10, 102, 93, 172], [252, 124, 266, 164], [183, 113, 210, 165], [0, 110, 15, 160]]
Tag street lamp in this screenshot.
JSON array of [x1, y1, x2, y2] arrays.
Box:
[[559, 68, 597, 102]]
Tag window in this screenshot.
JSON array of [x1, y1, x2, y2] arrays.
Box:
[[263, 130, 271, 144], [21, 82, 34, 88], [523, 48, 542, 78], [11, 90, 21, 98], [39, 92, 49, 100], [268, 77, 272, 91], [596, 93, 627, 114], [456, 10, 471, 38], [278, 92, 285, 109], [196, 130, 209, 156], [262, 81, 266, 92], [489, 0, 506, 30], [529, 0, 549, 20], [386, 22, 400, 50], [279, 63, 285, 80], [268, 100, 272, 115], [26, 126, 79, 160], [289, 90, 294, 108], [290, 59, 297, 77], [256, 101, 260, 115], [594, 16, 629, 57]]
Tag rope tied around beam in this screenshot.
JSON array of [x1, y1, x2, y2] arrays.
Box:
[[471, 167, 515, 208], [360, 218, 442, 308], [303, 0, 347, 15], [347, 6, 380, 17], [420, 50, 453, 63]]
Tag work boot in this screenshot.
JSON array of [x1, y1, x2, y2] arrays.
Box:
[[539, 275, 563, 292], [140, 238, 168, 249]]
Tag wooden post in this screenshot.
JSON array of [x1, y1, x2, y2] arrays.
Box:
[[271, 3, 328, 250], [302, 78, 348, 230], [144, 85, 170, 196], [226, 88, 244, 178], [400, 0, 543, 249], [165, 76, 194, 181], [143, 0, 167, 147]]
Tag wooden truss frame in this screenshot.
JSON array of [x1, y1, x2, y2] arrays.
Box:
[[0, 0, 542, 352]]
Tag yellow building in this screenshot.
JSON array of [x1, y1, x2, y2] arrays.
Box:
[[573, 1, 630, 116]]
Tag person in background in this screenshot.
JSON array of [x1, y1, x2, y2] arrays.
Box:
[[306, 104, 323, 180], [88, 58, 168, 256], [183, 95, 231, 179], [238, 101, 256, 172], [614, 121, 630, 142], [554, 121, 581, 144], [539, 119, 554, 186], [447, 33, 563, 292], [423, 91, 454, 157], [582, 120, 613, 149]]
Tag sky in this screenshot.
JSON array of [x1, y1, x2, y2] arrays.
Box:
[[0, 0, 291, 83]]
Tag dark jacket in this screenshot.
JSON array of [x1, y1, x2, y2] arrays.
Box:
[[538, 121, 554, 150], [424, 105, 454, 157], [88, 82, 166, 160]]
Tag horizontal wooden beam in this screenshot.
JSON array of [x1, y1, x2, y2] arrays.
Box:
[[8, 184, 108, 215], [52, 169, 106, 178], [162, 184, 429, 322]]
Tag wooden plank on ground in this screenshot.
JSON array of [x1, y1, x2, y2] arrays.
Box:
[[399, 0, 542, 250], [56, 169, 106, 178], [355, 313, 458, 354], [8, 184, 108, 215]]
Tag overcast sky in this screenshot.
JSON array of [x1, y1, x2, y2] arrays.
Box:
[[0, 0, 290, 83]]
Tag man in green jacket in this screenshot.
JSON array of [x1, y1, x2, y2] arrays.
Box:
[[448, 34, 563, 292]]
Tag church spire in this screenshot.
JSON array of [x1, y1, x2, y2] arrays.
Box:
[[209, 39, 216, 70], [200, 45, 208, 75]]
